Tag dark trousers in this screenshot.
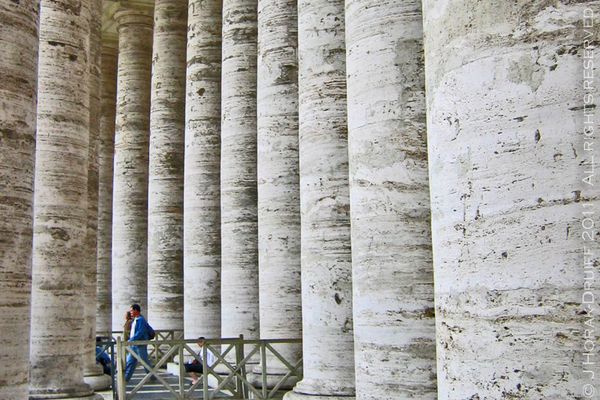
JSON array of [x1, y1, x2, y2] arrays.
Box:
[[184, 362, 203, 374]]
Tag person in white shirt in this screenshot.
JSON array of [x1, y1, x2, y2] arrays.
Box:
[[184, 337, 217, 384]]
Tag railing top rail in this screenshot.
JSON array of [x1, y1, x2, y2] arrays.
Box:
[[124, 337, 302, 345]]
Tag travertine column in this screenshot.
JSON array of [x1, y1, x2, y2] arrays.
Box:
[[221, 0, 259, 343], [0, 0, 38, 397], [96, 36, 118, 337], [147, 0, 186, 330], [29, 0, 98, 396], [286, 0, 354, 398], [256, 0, 301, 384], [111, 3, 153, 330], [423, 1, 597, 398], [83, 0, 111, 389], [345, 1, 436, 399], [184, 0, 222, 339]]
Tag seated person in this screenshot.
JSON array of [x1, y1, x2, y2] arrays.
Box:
[[184, 337, 217, 384], [95, 343, 113, 375]]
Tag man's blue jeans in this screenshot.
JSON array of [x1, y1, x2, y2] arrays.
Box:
[[125, 345, 151, 382]]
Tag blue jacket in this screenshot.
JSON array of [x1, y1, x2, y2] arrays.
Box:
[[129, 315, 152, 342]]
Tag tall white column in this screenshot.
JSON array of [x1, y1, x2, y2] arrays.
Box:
[[220, 0, 260, 344], [184, 0, 222, 339], [256, 0, 301, 385], [83, 0, 111, 389], [0, 0, 38, 397], [286, 0, 355, 398], [147, 0, 187, 330], [345, 1, 436, 399], [423, 1, 597, 398], [111, 4, 154, 330], [96, 36, 118, 337], [29, 0, 99, 396]]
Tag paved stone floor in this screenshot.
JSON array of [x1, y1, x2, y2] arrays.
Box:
[[97, 367, 206, 399]]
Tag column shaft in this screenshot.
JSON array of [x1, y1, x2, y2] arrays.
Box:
[[148, 0, 187, 330], [96, 38, 118, 336], [0, 0, 39, 397], [345, 1, 436, 399], [256, 0, 301, 381], [111, 6, 153, 330], [286, 0, 355, 398], [423, 1, 598, 397], [220, 0, 259, 342], [29, 0, 96, 396], [83, 0, 110, 389], [184, 0, 222, 339]]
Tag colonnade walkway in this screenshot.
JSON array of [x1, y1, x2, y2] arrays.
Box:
[[99, 334, 302, 400]]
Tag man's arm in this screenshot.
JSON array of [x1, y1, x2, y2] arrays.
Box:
[[128, 318, 149, 341]]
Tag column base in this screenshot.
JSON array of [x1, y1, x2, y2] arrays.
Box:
[[83, 373, 111, 391], [247, 371, 300, 390], [29, 391, 103, 400], [283, 391, 354, 400], [284, 377, 355, 400]]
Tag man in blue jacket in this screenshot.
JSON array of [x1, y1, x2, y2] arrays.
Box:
[[124, 304, 154, 382]]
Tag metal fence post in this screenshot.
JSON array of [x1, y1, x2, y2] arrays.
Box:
[[116, 336, 127, 400]]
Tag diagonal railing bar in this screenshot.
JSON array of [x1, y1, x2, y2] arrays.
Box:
[[182, 342, 243, 398], [180, 343, 240, 398], [268, 358, 303, 398], [265, 343, 302, 376], [126, 344, 180, 398], [207, 347, 261, 398]]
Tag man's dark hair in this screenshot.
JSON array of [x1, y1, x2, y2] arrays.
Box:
[[197, 337, 205, 341], [131, 303, 141, 312]]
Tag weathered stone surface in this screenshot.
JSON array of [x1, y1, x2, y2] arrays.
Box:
[[96, 37, 118, 337], [221, 0, 260, 343], [147, 0, 186, 330], [29, 0, 96, 396], [0, 0, 38, 397], [423, 1, 599, 398], [184, 0, 222, 339], [111, 5, 153, 330], [256, 0, 302, 376], [83, 0, 110, 389], [345, 1, 436, 399], [287, 0, 354, 397]]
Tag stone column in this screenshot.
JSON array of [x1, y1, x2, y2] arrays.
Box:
[[147, 0, 187, 330], [423, 1, 597, 398], [29, 0, 99, 397], [0, 0, 38, 397], [83, 0, 111, 390], [96, 36, 118, 337], [184, 0, 222, 339], [111, 3, 153, 330], [220, 0, 259, 344], [345, 1, 436, 399], [285, 0, 355, 398], [256, 0, 301, 385]]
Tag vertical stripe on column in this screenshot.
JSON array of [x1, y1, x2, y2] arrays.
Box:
[[0, 0, 38, 397], [184, 0, 222, 339], [423, 1, 598, 398], [345, 1, 436, 399], [83, 0, 111, 389], [285, 0, 355, 398], [256, 0, 301, 386], [220, 0, 259, 344], [29, 0, 94, 396], [96, 36, 118, 337], [148, 0, 187, 330], [111, 4, 153, 330]]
